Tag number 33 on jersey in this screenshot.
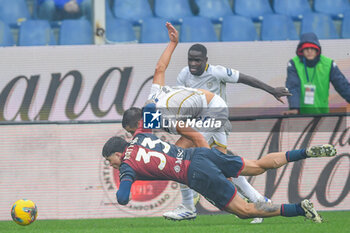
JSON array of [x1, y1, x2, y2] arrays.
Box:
[[119, 133, 194, 184]]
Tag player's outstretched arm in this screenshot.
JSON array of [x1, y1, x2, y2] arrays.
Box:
[[237, 73, 291, 103], [153, 22, 179, 86]]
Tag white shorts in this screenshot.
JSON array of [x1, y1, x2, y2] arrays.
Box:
[[168, 93, 230, 148], [202, 131, 227, 149], [200, 94, 230, 148]]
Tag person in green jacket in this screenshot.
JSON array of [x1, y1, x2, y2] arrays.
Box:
[[285, 32, 350, 114]]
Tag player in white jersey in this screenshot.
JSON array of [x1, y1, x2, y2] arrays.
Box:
[[177, 43, 289, 103], [166, 44, 291, 223], [178, 63, 238, 102]]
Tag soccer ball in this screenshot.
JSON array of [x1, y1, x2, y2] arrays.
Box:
[[11, 199, 38, 226]]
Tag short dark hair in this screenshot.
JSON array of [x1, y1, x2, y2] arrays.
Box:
[[189, 44, 207, 57], [102, 136, 128, 158], [122, 107, 142, 129]]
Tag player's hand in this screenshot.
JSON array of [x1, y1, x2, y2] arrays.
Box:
[[272, 87, 291, 104], [166, 22, 178, 43]]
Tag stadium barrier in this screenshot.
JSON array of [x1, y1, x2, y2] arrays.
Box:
[[0, 114, 349, 220]]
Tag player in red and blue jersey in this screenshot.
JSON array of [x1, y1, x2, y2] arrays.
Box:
[[102, 118, 336, 222]]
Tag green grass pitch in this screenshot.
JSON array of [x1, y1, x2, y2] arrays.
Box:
[[1, 211, 350, 233]]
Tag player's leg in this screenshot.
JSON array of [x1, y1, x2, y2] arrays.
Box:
[[210, 141, 268, 224], [168, 92, 210, 208], [175, 136, 198, 212], [205, 96, 268, 216], [188, 153, 323, 223], [241, 144, 336, 176], [212, 141, 266, 205], [232, 176, 266, 203], [163, 92, 211, 221], [218, 143, 266, 204], [231, 175, 270, 224], [225, 192, 279, 218], [224, 193, 323, 223], [209, 134, 268, 223], [163, 136, 197, 220]]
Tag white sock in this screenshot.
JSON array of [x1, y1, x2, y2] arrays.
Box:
[[231, 176, 265, 203], [236, 190, 246, 199], [180, 184, 196, 211]]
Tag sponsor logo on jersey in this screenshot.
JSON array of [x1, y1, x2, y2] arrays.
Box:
[[174, 149, 184, 173], [226, 68, 232, 76], [174, 165, 181, 173], [207, 82, 213, 89]]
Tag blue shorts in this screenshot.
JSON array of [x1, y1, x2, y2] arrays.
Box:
[[187, 148, 245, 210]]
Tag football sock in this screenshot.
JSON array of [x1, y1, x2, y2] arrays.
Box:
[[285, 149, 307, 162], [231, 176, 265, 203], [280, 203, 305, 217], [180, 184, 196, 212]]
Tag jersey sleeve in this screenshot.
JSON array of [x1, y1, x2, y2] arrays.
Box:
[[286, 60, 301, 109], [176, 67, 187, 86], [330, 61, 350, 103], [148, 83, 162, 100], [119, 163, 136, 182], [212, 65, 239, 83], [117, 163, 136, 205]]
